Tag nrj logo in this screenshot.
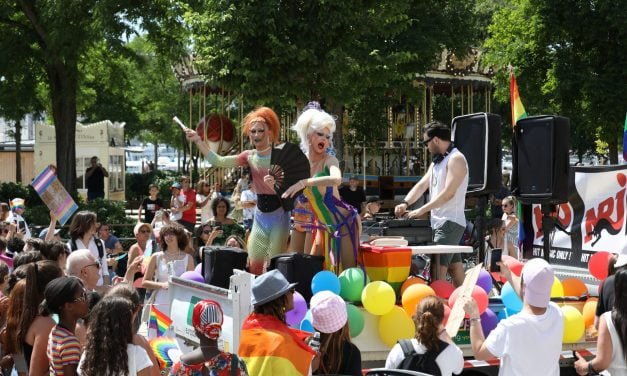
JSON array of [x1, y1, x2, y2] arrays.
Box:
[[584, 173, 627, 246], [533, 203, 573, 240], [186, 296, 202, 326]]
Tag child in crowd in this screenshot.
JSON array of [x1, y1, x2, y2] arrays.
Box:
[[139, 184, 164, 225], [171, 300, 248, 375], [310, 291, 361, 375], [44, 276, 90, 376]]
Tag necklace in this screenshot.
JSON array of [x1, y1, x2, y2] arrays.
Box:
[[164, 248, 181, 261]]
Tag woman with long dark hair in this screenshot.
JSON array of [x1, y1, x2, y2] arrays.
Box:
[[385, 295, 464, 375], [67, 211, 109, 287], [79, 296, 153, 376], [575, 268, 627, 375], [4, 261, 63, 375]]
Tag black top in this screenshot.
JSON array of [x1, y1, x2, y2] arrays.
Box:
[[315, 341, 362, 376], [141, 197, 163, 224], [339, 186, 366, 214], [86, 166, 105, 192], [596, 274, 615, 317], [23, 341, 33, 371]]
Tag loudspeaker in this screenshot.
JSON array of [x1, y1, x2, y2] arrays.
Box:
[[451, 113, 502, 195], [268, 252, 325, 302], [512, 115, 570, 204], [201, 246, 248, 289], [378, 176, 395, 200]]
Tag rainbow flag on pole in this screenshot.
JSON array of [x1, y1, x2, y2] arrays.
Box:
[[149, 306, 172, 337], [623, 112, 627, 163], [510, 71, 528, 249], [510, 72, 527, 127]]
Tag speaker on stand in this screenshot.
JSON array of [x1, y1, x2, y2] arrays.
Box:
[[512, 115, 571, 262], [452, 112, 502, 266]]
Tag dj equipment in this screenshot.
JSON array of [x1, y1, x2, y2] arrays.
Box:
[[512, 115, 570, 204], [202, 246, 248, 289], [451, 112, 502, 196], [381, 219, 432, 246]]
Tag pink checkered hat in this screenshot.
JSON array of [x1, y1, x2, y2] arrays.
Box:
[[310, 291, 348, 334]]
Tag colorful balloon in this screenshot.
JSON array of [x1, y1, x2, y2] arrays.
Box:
[[180, 271, 204, 283], [550, 277, 564, 298], [339, 268, 368, 302], [449, 286, 489, 317], [443, 303, 451, 326], [194, 263, 202, 275], [497, 307, 519, 321], [588, 251, 612, 280], [562, 305, 585, 343], [361, 281, 396, 316], [582, 298, 598, 328], [430, 280, 455, 299], [400, 277, 427, 295], [378, 306, 415, 348], [300, 310, 314, 333], [346, 304, 365, 337], [562, 278, 588, 298], [476, 269, 494, 294], [500, 282, 523, 312], [502, 255, 524, 276], [480, 308, 499, 337], [402, 284, 436, 317], [311, 271, 341, 295], [286, 291, 307, 328]]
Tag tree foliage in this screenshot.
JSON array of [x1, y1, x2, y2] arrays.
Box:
[[484, 0, 627, 162]]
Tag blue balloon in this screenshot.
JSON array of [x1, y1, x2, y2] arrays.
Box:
[[497, 307, 520, 321], [311, 271, 341, 295], [500, 282, 523, 312], [300, 310, 314, 333]]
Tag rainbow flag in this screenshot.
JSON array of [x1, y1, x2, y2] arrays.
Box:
[[623, 112, 627, 163], [149, 337, 181, 369], [510, 72, 527, 127], [511, 71, 528, 250], [238, 313, 315, 375], [149, 306, 172, 337]]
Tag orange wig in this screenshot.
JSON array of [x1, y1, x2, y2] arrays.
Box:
[[242, 107, 281, 143]]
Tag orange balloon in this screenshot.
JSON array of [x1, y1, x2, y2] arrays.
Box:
[[402, 284, 436, 317], [562, 278, 588, 298], [400, 277, 427, 295], [582, 298, 598, 328]]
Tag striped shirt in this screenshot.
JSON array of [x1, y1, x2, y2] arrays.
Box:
[[47, 325, 81, 375]]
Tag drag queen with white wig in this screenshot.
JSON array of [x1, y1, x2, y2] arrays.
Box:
[[283, 102, 360, 271]]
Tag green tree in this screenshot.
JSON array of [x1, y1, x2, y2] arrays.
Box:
[[0, 1, 190, 192], [484, 0, 627, 163]]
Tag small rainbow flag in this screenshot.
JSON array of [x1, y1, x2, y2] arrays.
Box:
[[510, 72, 527, 127], [149, 306, 172, 337], [149, 337, 181, 368]]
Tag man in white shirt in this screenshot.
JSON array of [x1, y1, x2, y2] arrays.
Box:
[[463, 258, 564, 376]]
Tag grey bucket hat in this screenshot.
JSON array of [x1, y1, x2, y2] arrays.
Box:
[[251, 270, 298, 307]]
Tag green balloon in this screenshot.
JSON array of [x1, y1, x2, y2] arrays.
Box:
[[339, 268, 368, 302], [346, 303, 365, 338]]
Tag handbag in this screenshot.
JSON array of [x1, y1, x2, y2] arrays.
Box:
[[140, 253, 161, 323]]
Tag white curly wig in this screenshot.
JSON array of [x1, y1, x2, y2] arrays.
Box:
[[291, 108, 336, 154]]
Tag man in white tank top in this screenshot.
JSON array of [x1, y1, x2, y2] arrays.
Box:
[[395, 121, 469, 286]]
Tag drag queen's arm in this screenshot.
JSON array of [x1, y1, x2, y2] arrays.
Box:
[[282, 156, 342, 198], [186, 128, 247, 168]]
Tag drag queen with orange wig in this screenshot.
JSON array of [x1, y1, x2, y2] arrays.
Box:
[[186, 107, 289, 275], [282, 103, 359, 271]]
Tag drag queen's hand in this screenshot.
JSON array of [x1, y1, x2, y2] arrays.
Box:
[[282, 180, 306, 198], [184, 128, 201, 143], [263, 175, 276, 191]]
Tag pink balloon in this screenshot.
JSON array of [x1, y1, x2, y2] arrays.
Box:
[[448, 285, 489, 318], [286, 291, 308, 328], [502, 255, 524, 276], [194, 263, 203, 275], [443, 304, 451, 326], [430, 280, 455, 299], [588, 251, 612, 280]]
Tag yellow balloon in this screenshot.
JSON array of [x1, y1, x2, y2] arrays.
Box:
[[582, 298, 598, 328], [361, 281, 396, 316], [551, 277, 564, 298], [562, 305, 585, 343], [378, 306, 415, 348]]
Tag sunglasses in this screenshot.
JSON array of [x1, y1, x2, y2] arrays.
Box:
[[421, 137, 434, 147], [82, 262, 100, 271], [289, 287, 296, 293]]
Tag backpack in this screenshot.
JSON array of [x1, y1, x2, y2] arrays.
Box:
[[71, 236, 104, 260], [398, 339, 448, 376]]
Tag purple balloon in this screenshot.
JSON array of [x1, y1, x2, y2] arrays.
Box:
[[286, 291, 308, 328], [181, 271, 205, 283], [194, 263, 203, 275], [480, 308, 498, 337], [476, 269, 493, 294]]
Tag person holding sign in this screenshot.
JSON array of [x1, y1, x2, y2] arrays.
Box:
[[182, 108, 290, 275], [462, 258, 563, 376]]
